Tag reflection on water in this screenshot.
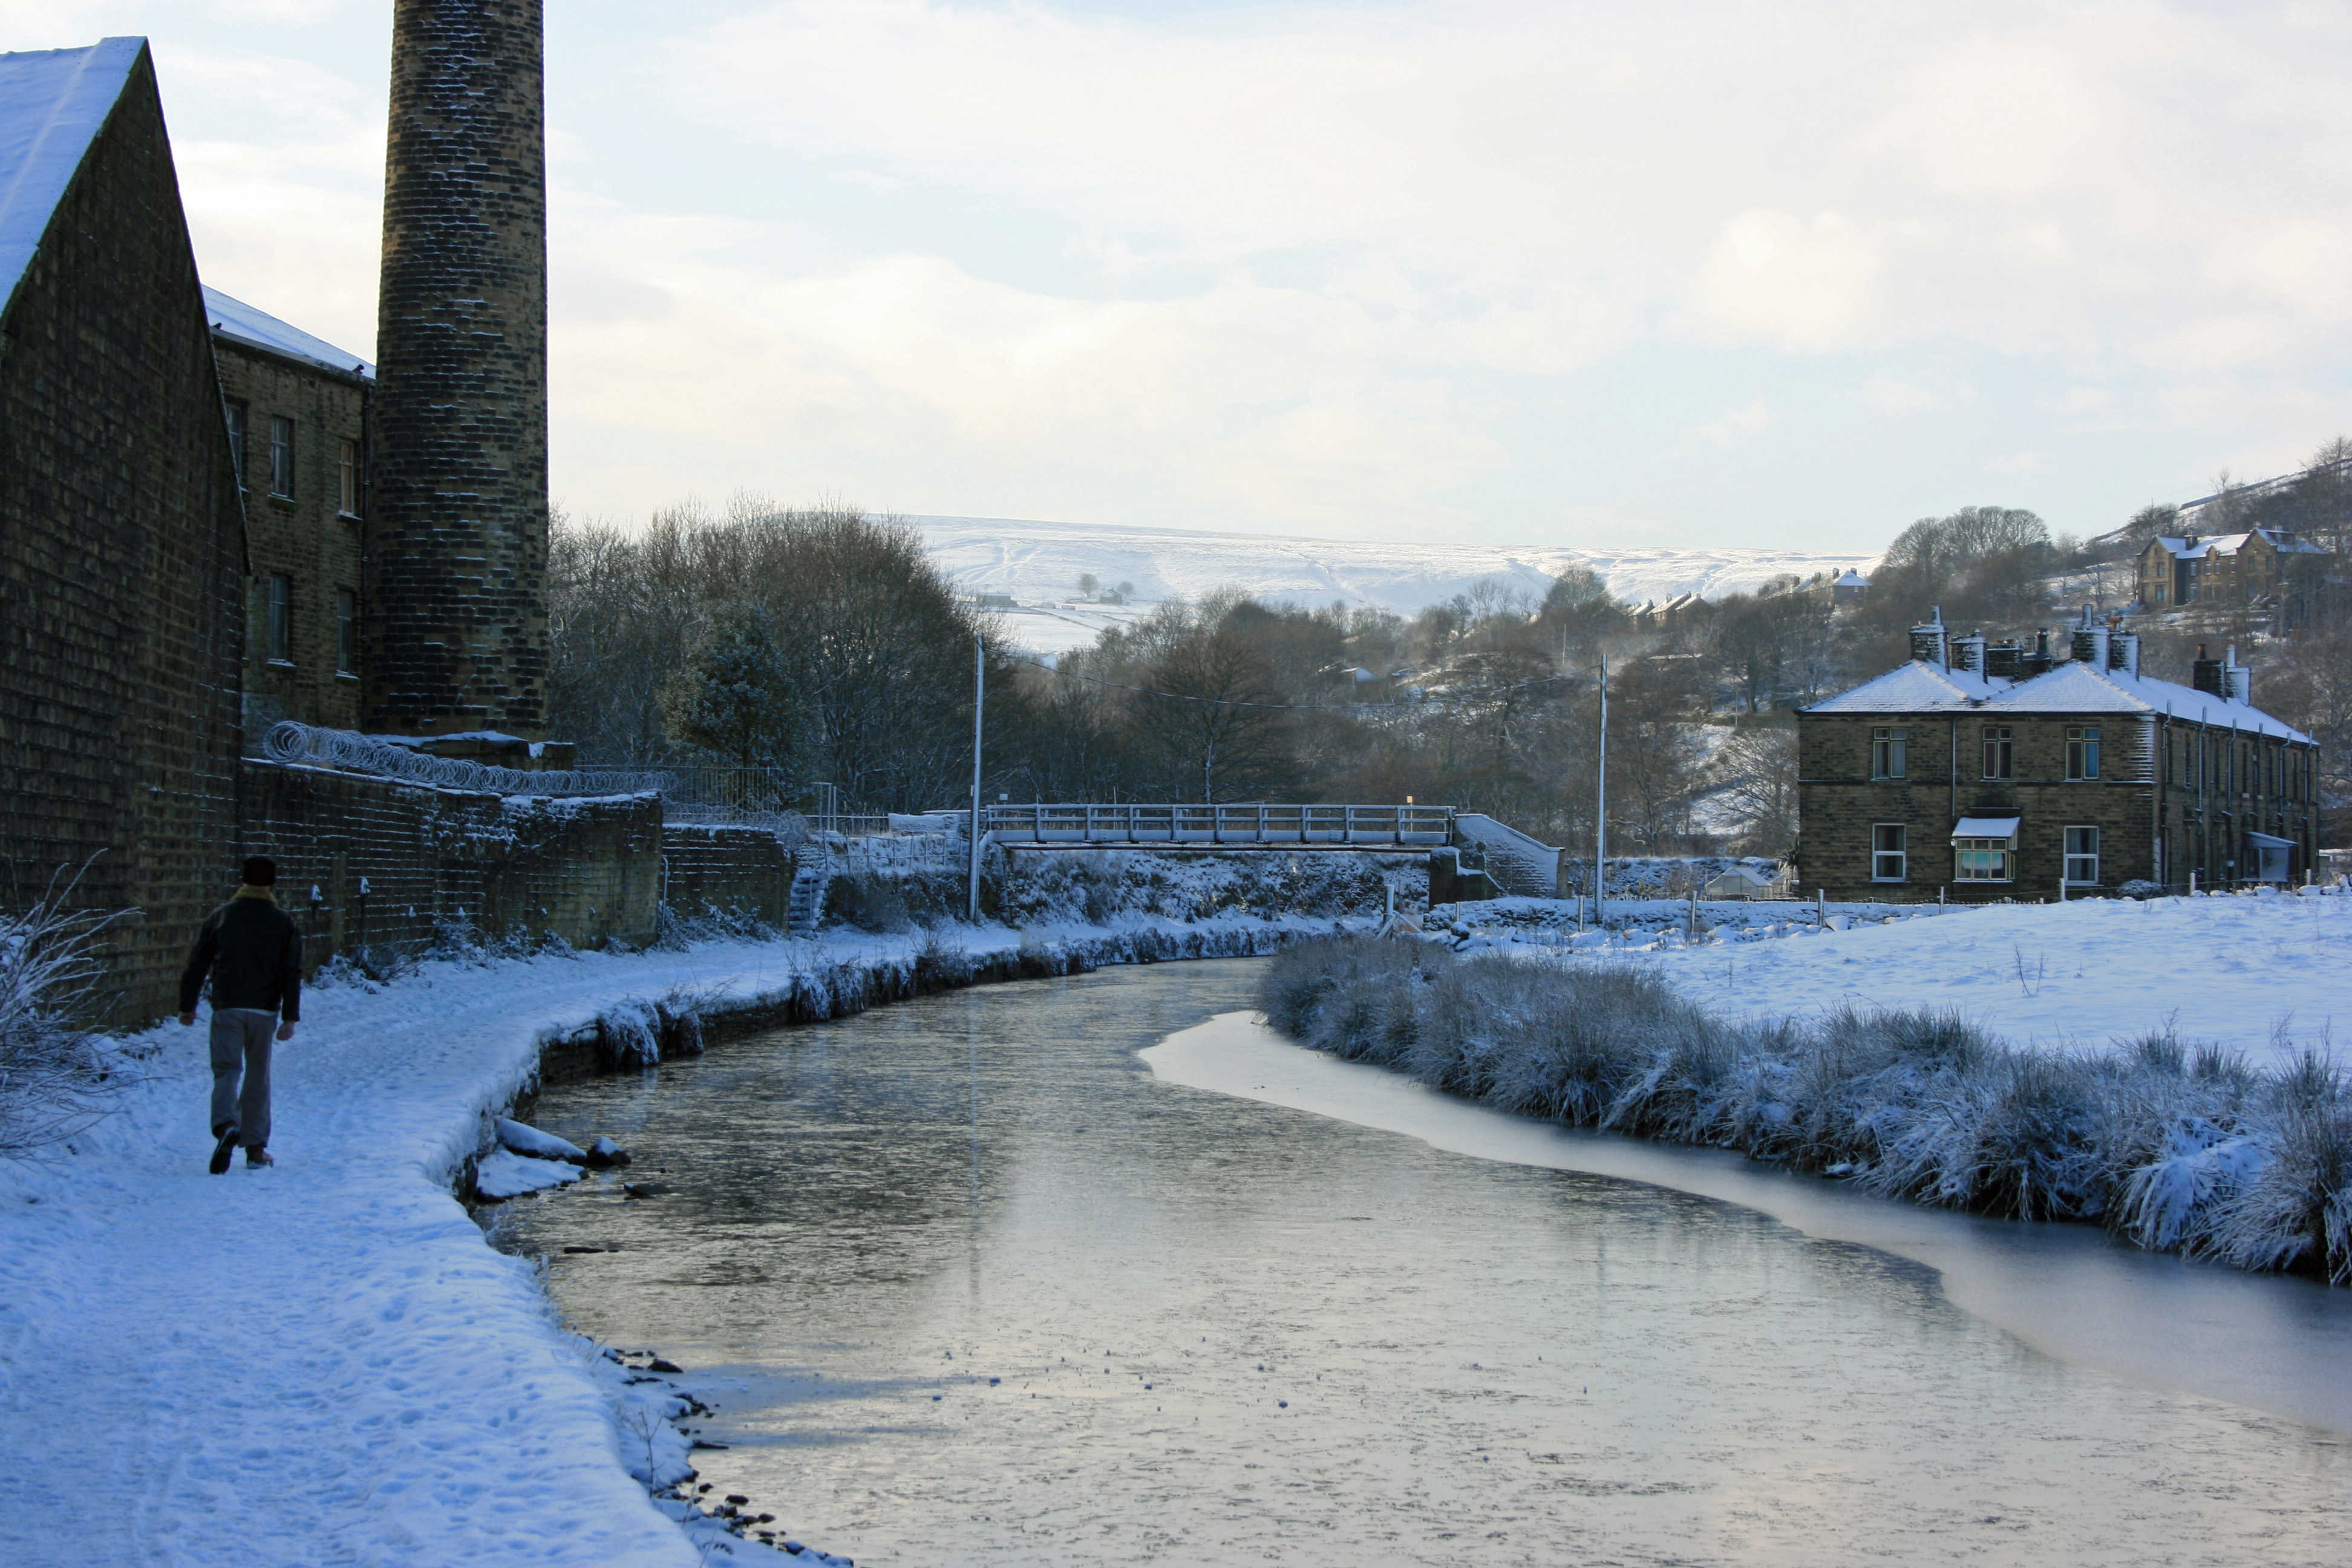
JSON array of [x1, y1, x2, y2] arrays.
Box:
[[503, 960, 2352, 1566]]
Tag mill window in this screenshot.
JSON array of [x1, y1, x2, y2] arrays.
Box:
[[335, 589, 357, 675], [267, 575, 293, 664], [2063, 826, 2100, 887], [1871, 823, 1907, 883], [223, 400, 247, 489], [2065, 725, 2100, 780], [269, 417, 295, 498], [1870, 727, 1908, 780], [1981, 725, 2013, 781], [338, 439, 359, 516]]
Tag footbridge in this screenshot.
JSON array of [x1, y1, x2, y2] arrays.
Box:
[[980, 802, 1564, 898]]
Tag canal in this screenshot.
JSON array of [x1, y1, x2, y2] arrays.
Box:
[[498, 958, 2351, 1565]]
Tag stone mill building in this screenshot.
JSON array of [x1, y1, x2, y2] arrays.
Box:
[[0, 10, 751, 1022]]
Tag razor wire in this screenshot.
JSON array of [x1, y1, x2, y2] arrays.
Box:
[[261, 721, 669, 797]]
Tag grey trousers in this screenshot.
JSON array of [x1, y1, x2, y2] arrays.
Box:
[[208, 1008, 276, 1149]]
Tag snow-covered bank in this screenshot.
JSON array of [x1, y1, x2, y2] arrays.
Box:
[[1262, 895, 2352, 1285], [0, 913, 1333, 1567], [1432, 887, 2348, 1069]]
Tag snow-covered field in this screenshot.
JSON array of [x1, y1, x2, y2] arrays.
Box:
[[0, 913, 1336, 1568], [1431, 888, 2347, 1069], [915, 514, 1876, 655]]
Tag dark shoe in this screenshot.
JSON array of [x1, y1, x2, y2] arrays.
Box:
[[245, 1148, 274, 1169], [209, 1126, 240, 1175]]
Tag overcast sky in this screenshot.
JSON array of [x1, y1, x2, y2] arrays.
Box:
[[13, 1, 2352, 551]]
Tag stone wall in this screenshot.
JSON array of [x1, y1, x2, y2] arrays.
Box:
[[0, 45, 247, 1023], [368, 0, 550, 736], [236, 763, 659, 974], [660, 825, 795, 926], [212, 337, 368, 733]]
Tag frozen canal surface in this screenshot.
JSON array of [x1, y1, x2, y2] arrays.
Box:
[[505, 960, 2352, 1566]]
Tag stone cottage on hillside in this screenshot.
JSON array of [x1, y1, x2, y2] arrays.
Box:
[[1797, 611, 2319, 901], [2136, 527, 2331, 621]]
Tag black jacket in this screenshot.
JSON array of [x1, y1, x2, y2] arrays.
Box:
[[179, 893, 302, 1021]]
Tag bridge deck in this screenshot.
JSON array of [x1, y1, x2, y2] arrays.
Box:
[[983, 803, 1452, 848]]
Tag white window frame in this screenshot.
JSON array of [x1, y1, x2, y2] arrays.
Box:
[[1871, 823, 1907, 883], [1981, 724, 2013, 781], [2063, 825, 2100, 887]]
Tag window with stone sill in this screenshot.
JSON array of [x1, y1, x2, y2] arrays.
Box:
[[1871, 823, 1907, 882], [2065, 725, 2100, 781], [267, 575, 293, 664], [338, 439, 359, 516], [1981, 725, 2013, 781], [269, 416, 295, 498], [1871, 727, 1907, 780]]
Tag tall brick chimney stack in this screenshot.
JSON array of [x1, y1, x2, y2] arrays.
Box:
[[366, 0, 549, 738]]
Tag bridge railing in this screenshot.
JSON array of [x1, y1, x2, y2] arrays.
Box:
[[982, 802, 1453, 847]]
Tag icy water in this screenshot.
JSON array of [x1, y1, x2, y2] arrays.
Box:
[[504, 959, 2352, 1566]]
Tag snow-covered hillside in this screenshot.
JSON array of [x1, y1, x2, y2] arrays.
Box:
[[914, 515, 1876, 655]]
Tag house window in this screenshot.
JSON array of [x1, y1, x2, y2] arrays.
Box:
[[335, 589, 357, 675], [1953, 837, 2013, 881], [1871, 727, 1908, 780], [338, 439, 359, 515], [1871, 823, 1907, 882], [269, 417, 295, 497], [2063, 826, 2100, 886], [223, 400, 247, 488], [1981, 725, 2014, 781], [267, 574, 293, 664], [2065, 725, 2100, 780]]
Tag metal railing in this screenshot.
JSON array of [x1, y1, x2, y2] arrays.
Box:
[[982, 802, 1454, 847]]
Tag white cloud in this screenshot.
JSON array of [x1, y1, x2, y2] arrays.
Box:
[[1693, 398, 1772, 449]]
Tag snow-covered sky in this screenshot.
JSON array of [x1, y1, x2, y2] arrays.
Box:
[[13, 1, 2352, 551]]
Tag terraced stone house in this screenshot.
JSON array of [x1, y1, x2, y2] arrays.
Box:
[[1797, 612, 2320, 901]]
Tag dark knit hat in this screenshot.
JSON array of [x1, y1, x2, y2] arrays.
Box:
[[241, 856, 278, 887]]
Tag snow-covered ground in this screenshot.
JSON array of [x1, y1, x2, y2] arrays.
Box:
[[0, 913, 1338, 1568], [915, 514, 1876, 655], [1439, 889, 2348, 1069]]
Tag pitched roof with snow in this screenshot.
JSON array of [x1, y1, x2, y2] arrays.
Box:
[[203, 286, 373, 381], [0, 38, 146, 319], [1806, 653, 2310, 742], [2146, 529, 2330, 560], [1803, 659, 2008, 714], [1834, 569, 1869, 587]]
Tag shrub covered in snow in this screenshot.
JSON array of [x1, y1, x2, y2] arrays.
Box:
[[1263, 938, 2352, 1284], [0, 882, 123, 1160]]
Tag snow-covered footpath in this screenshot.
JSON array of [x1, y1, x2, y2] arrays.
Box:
[[0, 914, 1328, 1568]]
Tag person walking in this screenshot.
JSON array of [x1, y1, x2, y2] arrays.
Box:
[[178, 856, 302, 1173]]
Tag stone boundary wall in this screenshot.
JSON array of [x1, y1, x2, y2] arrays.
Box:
[[659, 824, 795, 927], [237, 762, 659, 975]]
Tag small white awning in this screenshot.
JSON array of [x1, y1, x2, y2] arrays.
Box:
[[2247, 832, 2297, 850], [1951, 814, 2022, 840]]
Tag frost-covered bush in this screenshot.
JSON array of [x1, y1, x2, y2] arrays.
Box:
[[1258, 938, 2352, 1284], [0, 883, 123, 1160]]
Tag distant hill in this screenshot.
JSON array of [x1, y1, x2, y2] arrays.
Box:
[[912, 515, 1877, 655]]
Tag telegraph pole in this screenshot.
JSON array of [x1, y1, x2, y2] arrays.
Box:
[[967, 635, 985, 924], [1594, 651, 1609, 927]]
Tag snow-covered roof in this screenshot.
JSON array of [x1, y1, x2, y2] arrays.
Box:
[[2146, 529, 2328, 560], [1808, 652, 2310, 742], [0, 38, 146, 320], [1951, 814, 2021, 839], [1834, 569, 1869, 587], [204, 286, 373, 381], [1805, 659, 2008, 714], [1979, 659, 2310, 741]]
